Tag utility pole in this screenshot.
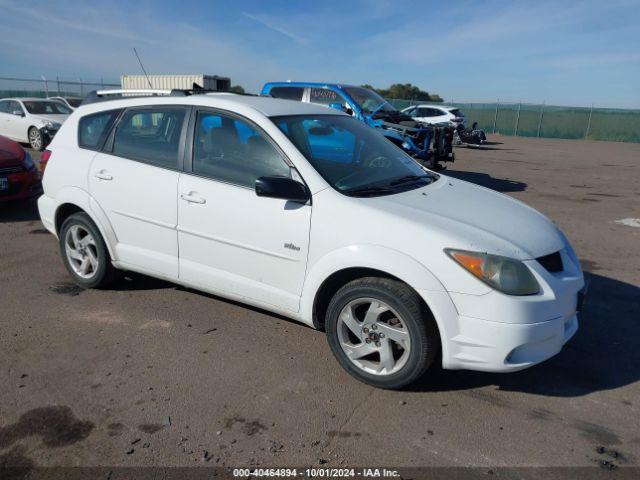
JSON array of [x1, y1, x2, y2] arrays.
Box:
[[492, 100, 499, 134], [585, 104, 593, 139], [41, 76, 48, 97], [537, 102, 545, 137]]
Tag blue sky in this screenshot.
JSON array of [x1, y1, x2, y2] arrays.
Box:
[[1, 0, 639, 107]]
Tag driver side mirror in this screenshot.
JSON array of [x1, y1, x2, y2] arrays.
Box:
[[255, 176, 310, 204], [12, 110, 24, 117]]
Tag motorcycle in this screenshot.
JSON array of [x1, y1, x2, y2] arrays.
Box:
[[453, 121, 487, 146]]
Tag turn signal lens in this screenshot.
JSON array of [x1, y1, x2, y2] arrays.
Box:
[[445, 249, 540, 296]]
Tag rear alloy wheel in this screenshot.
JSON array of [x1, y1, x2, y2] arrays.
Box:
[[28, 127, 44, 151], [326, 277, 439, 389], [59, 212, 118, 288]]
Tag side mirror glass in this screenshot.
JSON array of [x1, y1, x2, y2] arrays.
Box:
[[12, 110, 24, 117], [255, 176, 310, 204]]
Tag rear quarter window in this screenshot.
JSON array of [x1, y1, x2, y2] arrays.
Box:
[[78, 110, 121, 150]]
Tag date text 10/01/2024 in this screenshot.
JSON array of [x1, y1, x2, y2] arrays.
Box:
[[232, 468, 400, 478]]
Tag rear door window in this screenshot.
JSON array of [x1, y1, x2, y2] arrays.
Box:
[[112, 107, 187, 169]]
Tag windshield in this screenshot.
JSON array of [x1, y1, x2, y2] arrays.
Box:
[[343, 87, 397, 115], [449, 108, 464, 117], [23, 101, 71, 115], [272, 114, 437, 197]]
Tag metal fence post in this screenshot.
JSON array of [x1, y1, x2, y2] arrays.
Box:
[[56, 76, 61, 95], [514, 102, 521, 136], [41, 76, 48, 97], [79, 77, 83, 96], [585, 104, 593, 139], [537, 102, 545, 137], [492, 100, 499, 134]]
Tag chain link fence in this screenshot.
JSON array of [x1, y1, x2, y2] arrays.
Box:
[[387, 99, 640, 143], [0, 76, 119, 99]]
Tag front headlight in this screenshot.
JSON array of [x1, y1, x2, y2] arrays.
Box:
[[445, 249, 540, 296], [42, 121, 60, 129]]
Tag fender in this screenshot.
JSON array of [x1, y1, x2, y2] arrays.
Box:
[[52, 186, 119, 261], [300, 244, 447, 319], [299, 244, 458, 366]]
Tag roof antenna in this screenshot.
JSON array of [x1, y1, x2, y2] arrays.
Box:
[[133, 47, 153, 89]]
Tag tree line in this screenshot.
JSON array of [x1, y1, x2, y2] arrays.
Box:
[[362, 83, 443, 102]]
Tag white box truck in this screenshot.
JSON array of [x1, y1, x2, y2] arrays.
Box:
[[121, 74, 231, 91]]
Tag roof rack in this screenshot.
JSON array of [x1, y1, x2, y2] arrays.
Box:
[[82, 86, 265, 105]]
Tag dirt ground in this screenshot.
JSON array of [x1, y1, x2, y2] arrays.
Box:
[[1, 136, 639, 472]]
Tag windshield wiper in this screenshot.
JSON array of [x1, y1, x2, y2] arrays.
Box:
[[343, 184, 397, 197], [388, 174, 431, 186]]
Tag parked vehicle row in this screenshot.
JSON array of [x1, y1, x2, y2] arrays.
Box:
[[0, 86, 484, 155], [402, 104, 466, 127], [0, 98, 71, 150], [262, 83, 455, 169], [37, 89, 585, 389]]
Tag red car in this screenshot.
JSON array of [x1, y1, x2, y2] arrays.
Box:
[[0, 135, 42, 201]]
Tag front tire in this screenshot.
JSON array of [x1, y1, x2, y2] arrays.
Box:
[[59, 212, 118, 289], [325, 277, 439, 389], [28, 127, 44, 151]]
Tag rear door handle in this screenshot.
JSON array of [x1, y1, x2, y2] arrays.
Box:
[[180, 192, 206, 204], [94, 170, 113, 181]]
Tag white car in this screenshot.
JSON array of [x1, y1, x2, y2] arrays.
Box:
[[0, 98, 71, 150], [402, 104, 465, 126], [49, 96, 83, 111], [38, 89, 585, 389]]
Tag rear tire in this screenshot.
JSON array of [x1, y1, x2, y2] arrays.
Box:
[[59, 212, 118, 289], [325, 277, 439, 389]]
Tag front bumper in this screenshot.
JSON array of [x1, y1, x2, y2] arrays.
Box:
[[446, 312, 579, 372], [41, 126, 59, 146], [434, 248, 585, 372]]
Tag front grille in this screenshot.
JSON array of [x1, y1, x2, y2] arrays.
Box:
[[0, 165, 24, 174], [537, 251, 563, 273]]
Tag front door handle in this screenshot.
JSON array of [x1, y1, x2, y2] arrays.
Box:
[[94, 170, 113, 181], [180, 192, 206, 204]]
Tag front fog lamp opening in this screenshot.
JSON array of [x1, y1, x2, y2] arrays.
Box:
[[445, 249, 540, 296]]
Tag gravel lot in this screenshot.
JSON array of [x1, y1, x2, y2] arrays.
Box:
[[1, 136, 639, 471]]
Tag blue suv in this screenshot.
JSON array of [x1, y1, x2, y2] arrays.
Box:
[[261, 82, 454, 168]]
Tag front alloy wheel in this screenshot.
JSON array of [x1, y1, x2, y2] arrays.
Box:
[[337, 298, 411, 375], [326, 277, 439, 389], [28, 127, 44, 151]]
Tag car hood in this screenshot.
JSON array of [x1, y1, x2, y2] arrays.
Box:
[[368, 175, 564, 260], [31, 114, 69, 125]]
